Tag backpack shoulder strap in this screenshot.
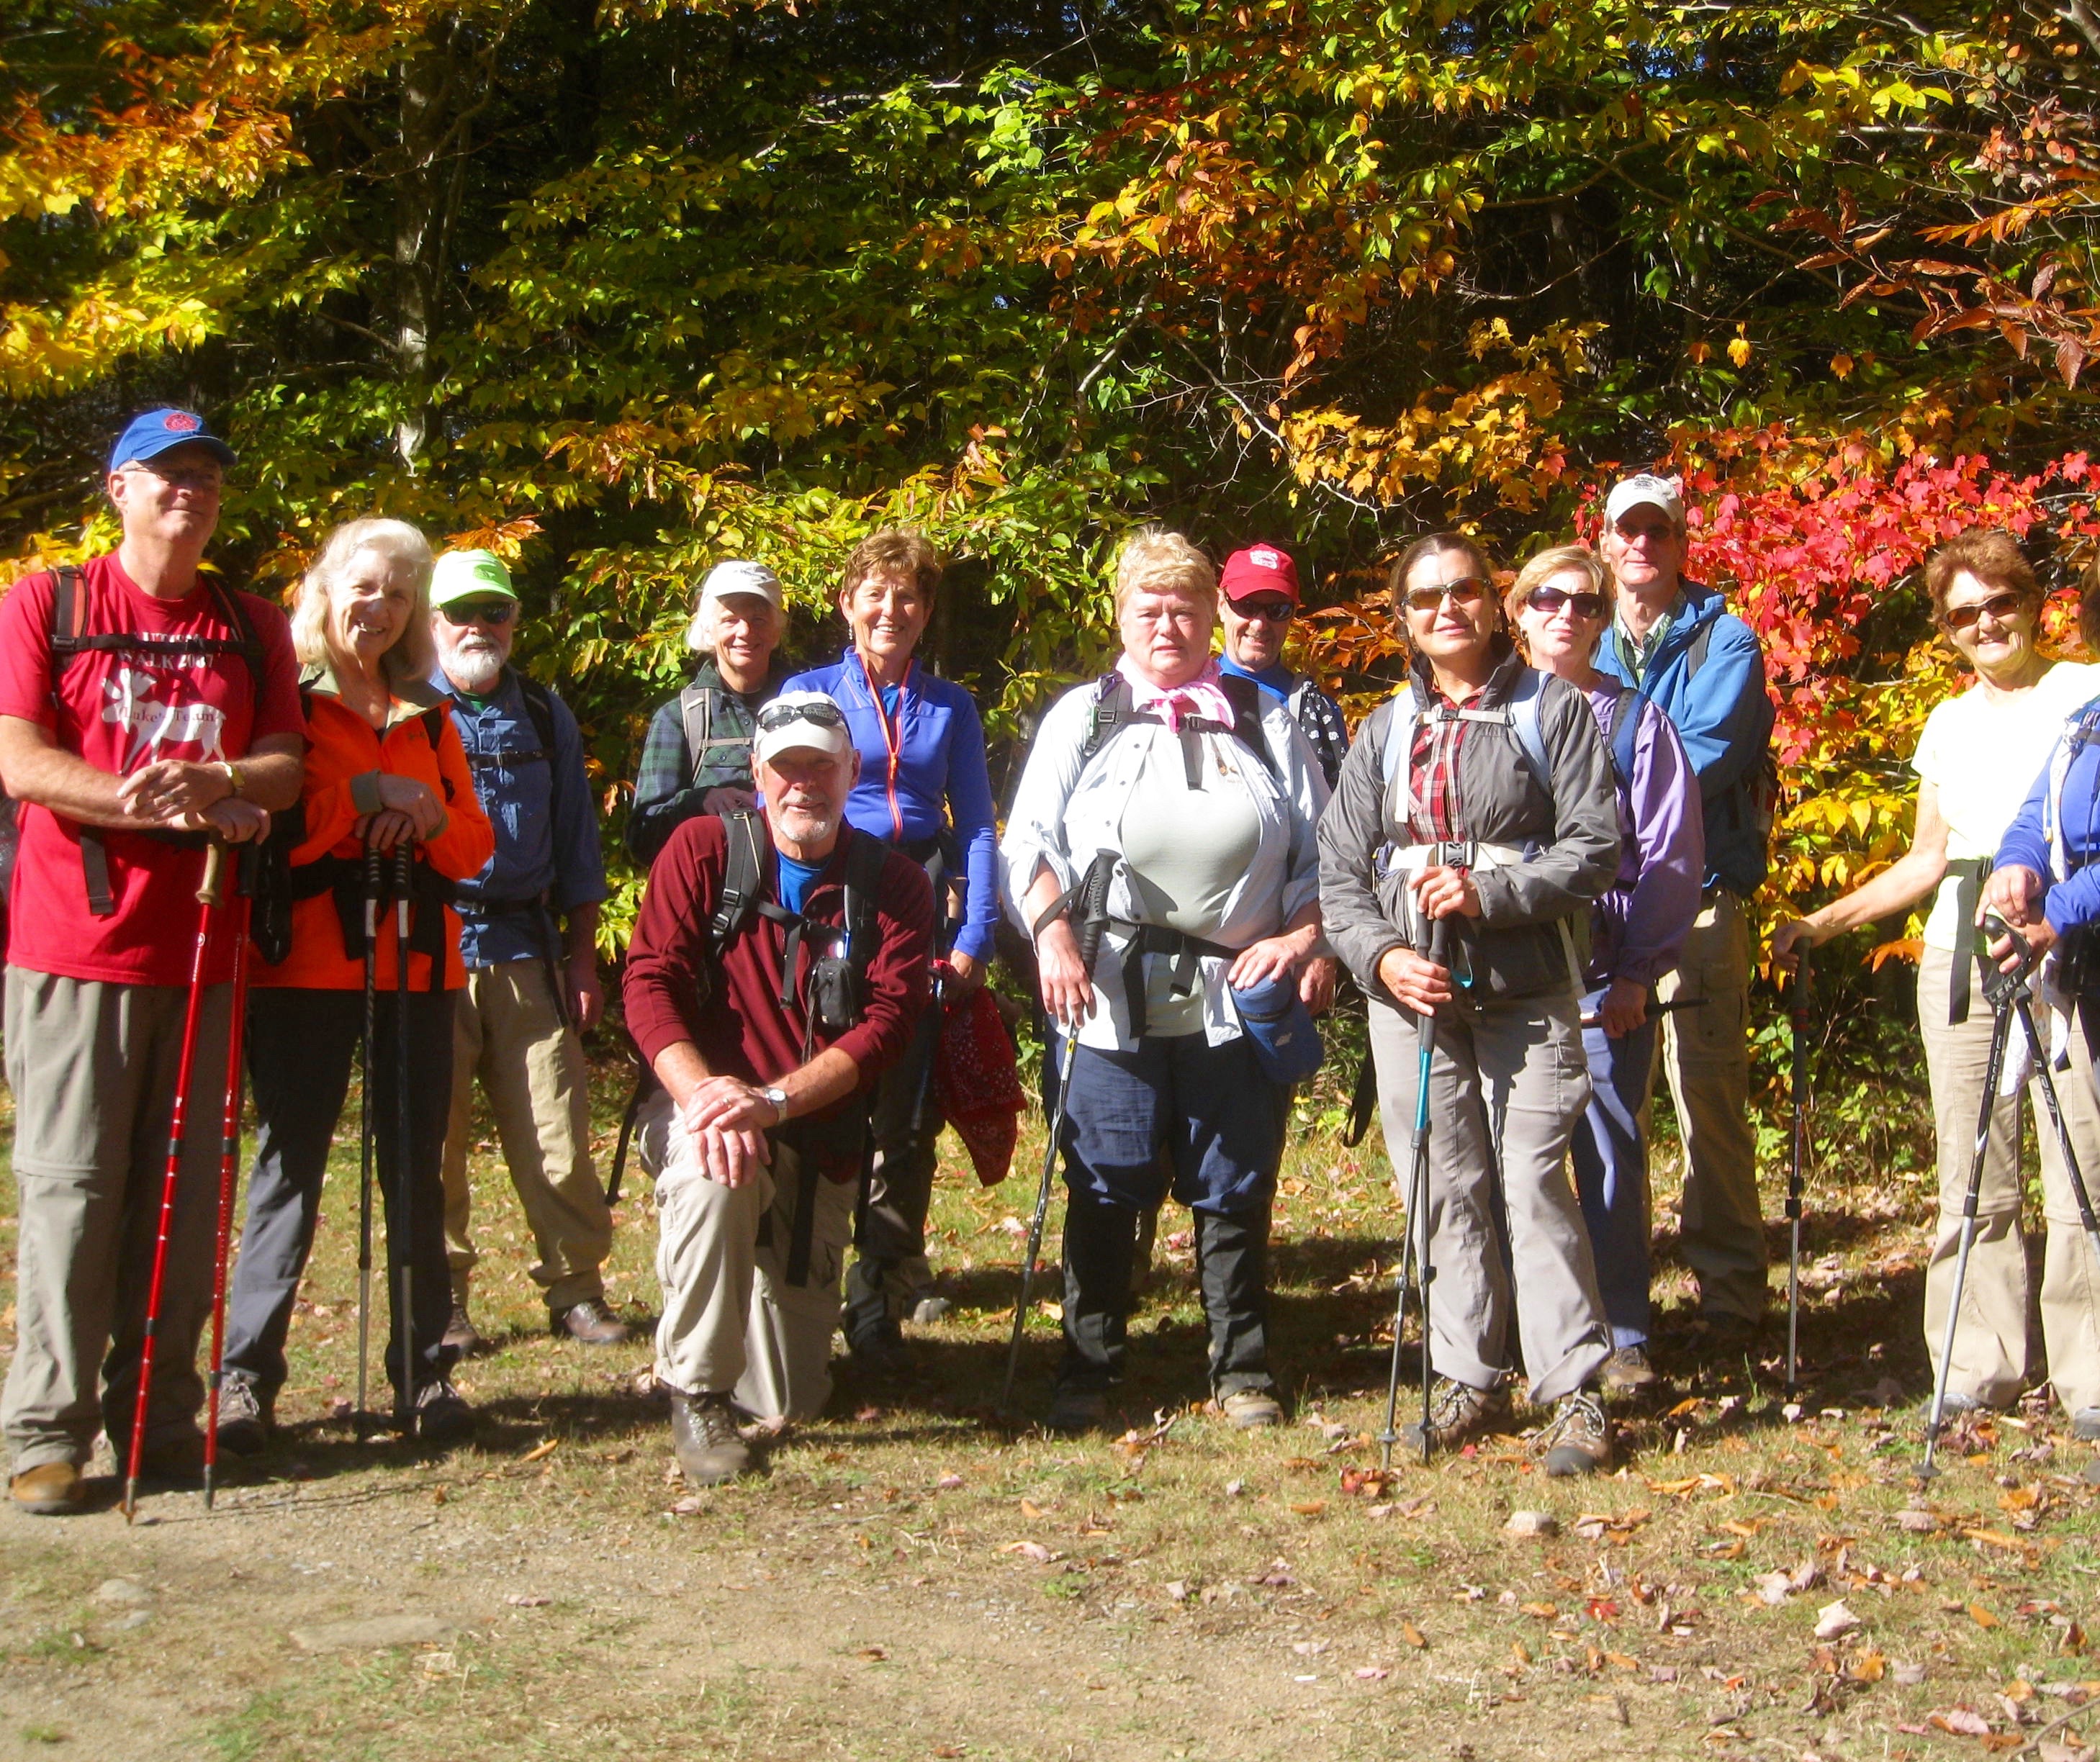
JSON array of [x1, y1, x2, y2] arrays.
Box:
[[1606, 685, 1641, 793], [1379, 697, 1410, 792], [1683, 616, 1716, 681], [1078, 674, 1130, 769], [515, 673, 559, 756], [1507, 667, 1552, 794], [679, 682, 712, 774], [842, 826, 887, 980], [708, 808, 766, 953], [1216, 670, 1280, 780], [48, 564, 87, 661], [203, 580, 266, 709]]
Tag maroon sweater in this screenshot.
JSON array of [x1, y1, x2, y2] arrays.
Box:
[[623, 816, 932, 1114]]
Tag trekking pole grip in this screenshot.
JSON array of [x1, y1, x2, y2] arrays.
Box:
[[197, 839, 227, 908]]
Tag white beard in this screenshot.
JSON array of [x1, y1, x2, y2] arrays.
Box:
[[448, 642, 505, 695]]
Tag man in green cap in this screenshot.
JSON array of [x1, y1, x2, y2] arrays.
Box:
[[428, 548, 628, 1352]]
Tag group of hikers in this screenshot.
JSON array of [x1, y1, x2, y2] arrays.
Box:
[[5, 407, 2100, 1516]]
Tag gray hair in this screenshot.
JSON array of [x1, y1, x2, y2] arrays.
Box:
[[292, 518, 436, 684]]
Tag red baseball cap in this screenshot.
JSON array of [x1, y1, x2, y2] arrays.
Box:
[[1219, 543, 1301, 605]]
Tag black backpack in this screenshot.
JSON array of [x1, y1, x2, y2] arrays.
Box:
[[1076, 668, 1281, 788]]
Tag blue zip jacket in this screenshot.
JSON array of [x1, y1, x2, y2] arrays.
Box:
[[1998, 698, 2100, 936], [432, 664, 609, 968], [781, 648, 999, 964], [1594, 581, 1775, 896]]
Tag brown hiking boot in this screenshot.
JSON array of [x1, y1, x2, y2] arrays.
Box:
[[670, 1393, 753, 1486], [10, 1461, 85, 1516], [1537, 1388, 1613, 1477], [551, 1298, 630, 1346], [1397, 1378, 1511, 1457], [1217, 1388, 1284, 1429], [1601, 1345, 1659, 1393], [214, 1377, 271, 1458]]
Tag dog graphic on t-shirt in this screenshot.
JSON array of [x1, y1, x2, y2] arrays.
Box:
[[103, 663, 227, 769]]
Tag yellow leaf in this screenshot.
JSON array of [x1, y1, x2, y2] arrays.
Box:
[[1401, 1619, 1428, 1649], [1728, 336, 1753, 368]]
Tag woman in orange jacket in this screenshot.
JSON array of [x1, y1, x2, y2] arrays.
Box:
[[217, 518, 494, 1450]]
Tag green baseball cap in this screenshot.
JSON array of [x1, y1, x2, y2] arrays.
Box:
[[430, 548, 519, 609]]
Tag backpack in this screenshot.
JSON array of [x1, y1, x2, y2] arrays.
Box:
[[1380, 665, 1553, 800], [1078, 669, 1281, 789], [45, 562, 269, 918], [1664, 615, 1780, 848], [679, 679, 766, 787], [708, 808, 888, 1021]]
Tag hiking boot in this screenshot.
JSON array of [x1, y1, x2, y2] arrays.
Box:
[[137, 1432, 205, 1486], [1687, 1309, 1759, 1353], [1538, 1388, 1613, 1477], [1939, 1390, 1996, 1417], [214, 1377, 271, 1458], [9, 1462, 85, 1517], [1397, 1378, 1510, 1456], [1601, 1346, 1659, 1394], [551, 1298, 631, 1347], [1217, 1388, 1284, 1429], [2071, 1406, 2100, 1442], [1044, 1383, 1109, 1437], [412, 1380, 475, 1445], [669, 1392, 753, 1486], [442, 1300, 487, 1357], [848, 1319, 911, 1377]]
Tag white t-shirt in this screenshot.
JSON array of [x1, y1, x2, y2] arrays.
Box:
[[1912, 660, 2100, 950]]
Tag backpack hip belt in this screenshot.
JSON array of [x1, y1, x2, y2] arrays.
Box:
[[1376, 839, 1526, 881], [1107, 916, 1238, 1040]]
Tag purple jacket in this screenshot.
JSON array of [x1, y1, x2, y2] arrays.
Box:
[[1585, 685, 1704, 988]]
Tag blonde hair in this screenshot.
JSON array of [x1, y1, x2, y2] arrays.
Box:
[[1507, 543, 1613, 625], [1114, 525, 1217, 617], [292, 518, 436, 685]]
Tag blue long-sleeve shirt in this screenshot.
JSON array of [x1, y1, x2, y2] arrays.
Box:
[[780, 648, 999, 963], [433, 664, 609, 968], [1594, 581, 1775, 896], [1998, 700, 2100, 936]]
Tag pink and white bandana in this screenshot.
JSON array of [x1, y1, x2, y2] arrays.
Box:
[[1114, 654, 1235, 733]]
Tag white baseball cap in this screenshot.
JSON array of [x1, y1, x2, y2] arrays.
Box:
[[1603, 472, 1685, 529], [752, 690, 852, 766], [685, 559, 783, 651]]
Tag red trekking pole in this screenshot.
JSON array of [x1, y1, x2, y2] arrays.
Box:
[[123, 841, 227, 1522], [202, 854, 253, 1510]]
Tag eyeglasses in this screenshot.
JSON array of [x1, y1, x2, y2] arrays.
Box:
[[439, 599, 518, 627], [1403, 576, 1491, 613], [1941, 591, 2031, 633], [123, 463, 222, 493], [1231, 597, 1295, 624], [1526, 585, 1608, 620], [757, 697, 847, 733]]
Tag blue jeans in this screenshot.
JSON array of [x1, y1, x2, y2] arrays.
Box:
[[1571, 985, 1658, 1350], [1055, 1031, 1284, 1395]]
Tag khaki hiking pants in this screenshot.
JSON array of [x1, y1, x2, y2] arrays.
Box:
[[1917, 945, 2100, 1415], [652, 1120, 857, 1423], [2, 969, 233, 1473], [1651, 891, 1768, 1322], [1368, 989, 1611, 1405], [441, 959, 611, 1313]]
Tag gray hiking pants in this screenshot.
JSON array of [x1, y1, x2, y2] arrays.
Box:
[[1368, 989, 1611, 1405]]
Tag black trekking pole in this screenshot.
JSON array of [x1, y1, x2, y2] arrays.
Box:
[[1786, 952, 1811, 1394], [1995, 919, 2100, 1283], [1001, 851, 1115, 1414], [1920, 928, 2025, 1478], [1379, 913, 1448, 1470], [354, 839, 380, 1437], [392, 842, 418, 1437]]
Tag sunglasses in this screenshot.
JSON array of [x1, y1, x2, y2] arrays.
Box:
[[1526, 585, 1608, 620], [1940, 591, 2031, 633], [1231, 597, 1295, 624], [757, 697, 847, 733], [1403, 576, 1491, 613], [440, 599, 518, 627]]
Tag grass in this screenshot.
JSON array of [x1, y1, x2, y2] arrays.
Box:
[[0, 1042, 2096, 1760]]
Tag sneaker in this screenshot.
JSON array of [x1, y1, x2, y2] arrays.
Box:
[[1217, 1388, 1284, 1429], [412, 1380, 475, 1445], [669, 1392, 753, 1486], [1601, 1346, 1659, 1393], [214, 1377, 271, 1458], [1538, 1388, 1613, 1477], [9, 1461, 85, 1516], [1044, 1383, 1109, 1436], [442, 1301, 486, 1357], [1397, 1378, 1511, 1456], [2071, 1406, 2100, 1442], [551, 1298, 631, 1347]]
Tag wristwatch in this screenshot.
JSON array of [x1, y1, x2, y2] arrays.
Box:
[[758, 1085, 789, 1122]]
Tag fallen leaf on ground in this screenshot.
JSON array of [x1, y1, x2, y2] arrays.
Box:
[[1814, 1601, 1862, 1640], [1521, 1603, 1559, 1619], [1896, 1509, 1939, 1534], [520, 1438, 559, 1464], [855, 1645, 888, 1662], [1289, 1500, 1328, 1517], [1848, 1651, 1886, 1682], [504, 1594, 550, 1608], [1292, 1640, 1330, 1656], [1001, 1540, 1054, 1563], [1505, 1510, 1559, 1537], [1400, 1620, 1428, 1650], [1929, 1707, 1991, 1736], [1355, 1666, 1391, 1681], [1756, 1571, 1793, 1607], [937, 1474, 964, 1491], [1020, 1499, 1044, 1519], [1971, 1604, 2003, 1630]]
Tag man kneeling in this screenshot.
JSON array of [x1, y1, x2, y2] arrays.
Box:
[[623, 691, 930, 1483]]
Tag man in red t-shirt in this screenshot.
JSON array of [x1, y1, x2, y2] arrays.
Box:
[[0, 409, 304, 1516]]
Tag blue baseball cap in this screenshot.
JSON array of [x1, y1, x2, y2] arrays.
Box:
[[108, 408, 236, 474]]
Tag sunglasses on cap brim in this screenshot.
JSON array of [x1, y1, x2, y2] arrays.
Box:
[[756, 698, 847, 733]]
